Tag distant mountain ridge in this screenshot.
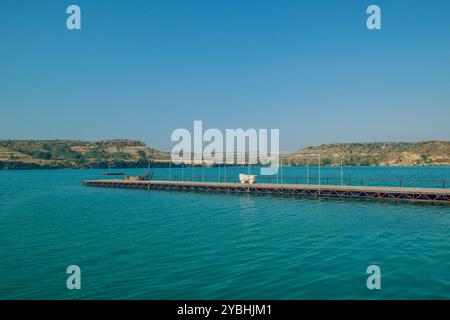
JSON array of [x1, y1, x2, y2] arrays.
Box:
[[0, 139, 168, 169], [0, 140, 449, 169], [287, 141, 450, 166]]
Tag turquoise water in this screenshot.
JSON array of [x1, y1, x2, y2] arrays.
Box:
[[0, 167, 449, 299]]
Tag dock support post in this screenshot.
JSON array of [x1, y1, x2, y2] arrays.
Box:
[[318, 154, 321, 189], [306, 158, 309, 185]]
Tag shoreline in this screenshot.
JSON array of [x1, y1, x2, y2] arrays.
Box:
[[2, 164, 450, 171]]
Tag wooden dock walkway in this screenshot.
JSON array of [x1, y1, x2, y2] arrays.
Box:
[[83, 179, 450, 204]]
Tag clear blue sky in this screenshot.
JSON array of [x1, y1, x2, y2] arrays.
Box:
[[1, 0, 449, 151]]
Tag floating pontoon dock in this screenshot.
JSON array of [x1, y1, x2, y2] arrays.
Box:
[[83, 179, 450, 204]]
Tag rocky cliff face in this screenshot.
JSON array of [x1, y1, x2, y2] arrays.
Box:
[[0, 139, 169, 169], [287, 141, 450, 166]]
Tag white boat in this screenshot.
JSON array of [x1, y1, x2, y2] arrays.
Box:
[[239, 174, 257, 184]]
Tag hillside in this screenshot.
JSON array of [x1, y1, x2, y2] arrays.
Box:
[[286, 141, 450, 166], [1, 140, 450, 169], [0, 139, 169, 169]]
